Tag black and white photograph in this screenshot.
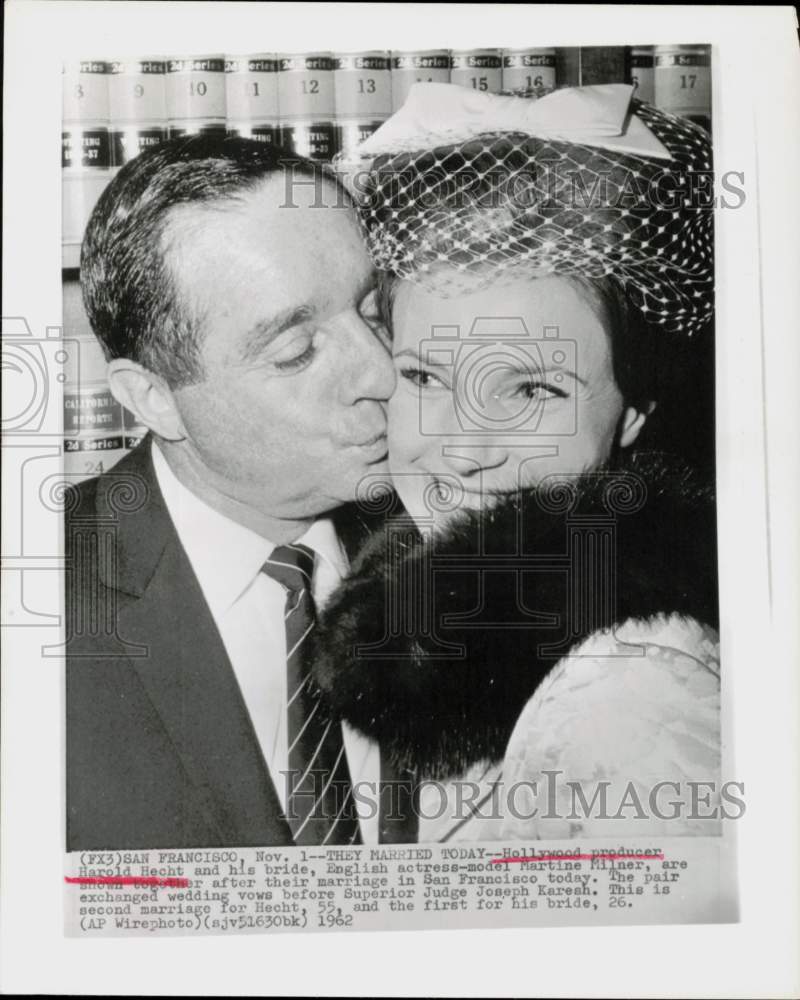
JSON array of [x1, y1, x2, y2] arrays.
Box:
[[62, 39, 725, 853], [2, 2, 799, 997]]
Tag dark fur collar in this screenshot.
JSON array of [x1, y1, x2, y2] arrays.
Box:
[[311, 453, 718, 780]]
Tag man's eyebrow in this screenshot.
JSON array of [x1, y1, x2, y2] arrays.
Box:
[[241, 305, 315, 360]]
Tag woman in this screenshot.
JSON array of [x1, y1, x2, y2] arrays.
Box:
[[315, 84, 720, 841]]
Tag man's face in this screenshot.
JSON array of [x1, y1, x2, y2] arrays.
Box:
[[167, 175, 395, 520]]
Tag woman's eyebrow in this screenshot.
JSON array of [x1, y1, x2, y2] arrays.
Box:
[[539, 365, 588, 387], [391, 349, 587, 384], [392, 347, 452, 367], [240, 305, 315, 361], [492, 359, 588, 387]]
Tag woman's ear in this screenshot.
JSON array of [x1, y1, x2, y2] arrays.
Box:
[[106, 359, 186, 442], [618, 401, 656, 449]]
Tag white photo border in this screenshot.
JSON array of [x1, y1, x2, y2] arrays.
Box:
[[2, 3, 799, 997]]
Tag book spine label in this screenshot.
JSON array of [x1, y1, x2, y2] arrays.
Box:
[[278, 53, 335, 120], [63, 387, 122, 437], [165, 55, 227, 123], [61, 51, 112, 254], [501, 49, 557, 94], [279, 121, 337, 161], [334, 51, 392, 119], [167, 123, 228, 138], [390, 50, 451, 111], [654, 46, 711, 119], [450, 49, 503, 93], [109, 60, 167, 123], [111, 127, 168, 167], [62, 129, 111, 170], [225, 54, 280, 125], [63, 61, 110, 123], [62, 337, 134, 479], [226, 123, 280, 144], [334, 119, 385, 159]]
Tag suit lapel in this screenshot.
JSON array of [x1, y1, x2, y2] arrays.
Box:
[[99, 439, 294, 847]]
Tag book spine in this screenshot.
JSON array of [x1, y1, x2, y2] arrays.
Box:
[[653, 44, 711, 128], [501, 48, 557, 97], [333, 51, 392, 159], [390, 50, 451, 111], [108, 57, 168, 172], [628, 46, 655, 105], [278, 52, 337, 161], [165, 55, 227, 137], [578, 46, 627, 86], [62, 280, 131, 481], [225, 54, 280, 144], [62, 60, 112, 269], [450, 49, 503, 93]]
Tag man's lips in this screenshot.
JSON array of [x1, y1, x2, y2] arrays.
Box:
[[352, 431, 388, 450]]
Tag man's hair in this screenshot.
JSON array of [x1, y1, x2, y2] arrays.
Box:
[[80, 134, 336, 387]]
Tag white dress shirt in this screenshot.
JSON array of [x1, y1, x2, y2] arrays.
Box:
[[151, 443, 381, 843]]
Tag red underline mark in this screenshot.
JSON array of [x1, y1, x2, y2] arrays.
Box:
[[491, 853, 665, 865], [65, 876, 190, 888]]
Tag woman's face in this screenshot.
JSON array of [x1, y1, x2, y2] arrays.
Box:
[[388, 274, 649, 525]]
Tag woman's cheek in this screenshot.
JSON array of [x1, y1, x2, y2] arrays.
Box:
[[387, 392, 420, 472]]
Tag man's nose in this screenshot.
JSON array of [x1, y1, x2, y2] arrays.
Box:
[[340, 316, 396, 403]]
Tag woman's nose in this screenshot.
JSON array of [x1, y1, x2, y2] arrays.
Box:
[[440, 443, 509, 478]]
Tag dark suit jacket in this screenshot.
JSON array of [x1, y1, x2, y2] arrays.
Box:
[[66, 439, 301, 849]]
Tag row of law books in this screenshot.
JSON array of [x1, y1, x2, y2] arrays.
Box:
[[62, 46, 711, 264], [61, 44, 711, 480]]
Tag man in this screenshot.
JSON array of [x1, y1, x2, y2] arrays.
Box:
[[66, 135, 398, 849]]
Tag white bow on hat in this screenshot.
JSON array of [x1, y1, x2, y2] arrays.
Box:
[[352, 82, 672, 161]]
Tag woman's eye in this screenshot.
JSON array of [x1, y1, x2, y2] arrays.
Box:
[[399, 366, 448, 390], [512, 380, 567, 401]]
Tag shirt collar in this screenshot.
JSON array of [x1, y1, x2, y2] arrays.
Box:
[[151, 442, 347, 615], [297, 513, 349, 583]]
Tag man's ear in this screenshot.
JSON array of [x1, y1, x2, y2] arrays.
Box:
[[618, 401, 656, 449], [106, 359, 186, 442]]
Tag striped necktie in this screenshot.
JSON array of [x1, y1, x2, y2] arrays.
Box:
[[262, 543, 361, 846]]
